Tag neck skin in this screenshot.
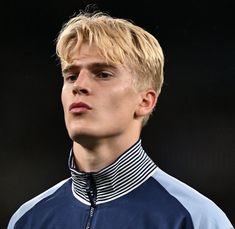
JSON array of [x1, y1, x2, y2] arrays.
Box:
[[72, 129, 141, 173]]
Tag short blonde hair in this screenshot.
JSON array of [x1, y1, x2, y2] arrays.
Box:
[[56, 11, 164, 126]]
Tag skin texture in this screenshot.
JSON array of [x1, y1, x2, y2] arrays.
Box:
[[61, 43, 157, 172]]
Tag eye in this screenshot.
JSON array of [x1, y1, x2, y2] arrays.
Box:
[[96, 71, 113, 79], [66, 74, 78, 82]]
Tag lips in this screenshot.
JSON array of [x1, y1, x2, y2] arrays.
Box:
[[69, 102, 92, 113]]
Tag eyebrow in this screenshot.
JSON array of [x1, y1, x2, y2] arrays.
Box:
[[62, 62, 118, 75]]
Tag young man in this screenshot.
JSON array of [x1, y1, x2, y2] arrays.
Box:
[[8, 11, 233, 229]]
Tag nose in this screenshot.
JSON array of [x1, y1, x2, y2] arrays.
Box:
[[72, 70, 90, 95]]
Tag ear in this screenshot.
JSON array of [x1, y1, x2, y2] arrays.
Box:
[[134, 89, 158, 118]]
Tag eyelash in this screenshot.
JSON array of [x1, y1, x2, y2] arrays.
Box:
[[96, 71, 113, 79], [65, 75, 77, 82]]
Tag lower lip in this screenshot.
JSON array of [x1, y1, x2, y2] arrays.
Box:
[[70, 107, 90, 113]]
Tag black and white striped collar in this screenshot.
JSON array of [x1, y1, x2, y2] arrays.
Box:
[[68, 139, 157, 205]]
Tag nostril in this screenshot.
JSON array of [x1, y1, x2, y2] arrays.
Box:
[[79, 88, 89, 94], [72, 87, 89, 95], [72, 88, 76, 95]]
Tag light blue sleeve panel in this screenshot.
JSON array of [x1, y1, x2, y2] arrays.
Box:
[[7, 178, 71, 229], [152, 168, 234, 229]]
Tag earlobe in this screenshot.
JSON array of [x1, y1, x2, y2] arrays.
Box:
[[135, 90, 158, 118]]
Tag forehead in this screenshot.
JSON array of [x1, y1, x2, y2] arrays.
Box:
[[62, 43, 134, 74], [62, 43, 113, 71], [62, 43, 101, 67]]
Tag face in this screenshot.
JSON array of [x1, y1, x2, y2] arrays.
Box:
[[61, 43, 144, 143]]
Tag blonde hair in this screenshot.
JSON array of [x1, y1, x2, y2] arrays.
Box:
[[56, 11, 164, 126]]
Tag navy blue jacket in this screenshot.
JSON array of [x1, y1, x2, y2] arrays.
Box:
[[8, 140, 233, 229]]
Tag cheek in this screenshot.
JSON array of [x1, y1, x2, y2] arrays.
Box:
[[61, 87, 69, 110], [105, 88, 138, 113]]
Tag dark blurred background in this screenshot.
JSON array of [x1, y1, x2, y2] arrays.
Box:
[[1, 0, 234, 228]]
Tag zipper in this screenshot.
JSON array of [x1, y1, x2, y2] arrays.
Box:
[[85, 173, 97, 229]]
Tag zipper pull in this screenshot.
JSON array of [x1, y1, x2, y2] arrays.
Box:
[[85, 173, 97, 207], [85, 174, 97, 229]]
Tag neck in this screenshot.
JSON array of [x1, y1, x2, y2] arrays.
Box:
[[72, 134, 140, 172]]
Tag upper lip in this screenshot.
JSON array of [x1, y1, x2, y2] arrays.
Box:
[[69, 102, 92, 111]]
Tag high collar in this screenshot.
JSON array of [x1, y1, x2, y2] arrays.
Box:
[[68, 139, 157, 205]]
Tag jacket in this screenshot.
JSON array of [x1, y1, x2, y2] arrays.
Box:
[[8, 140, 233, 229]]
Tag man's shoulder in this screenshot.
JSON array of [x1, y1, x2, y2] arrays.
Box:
[[7, 177, 71, 229], [152, 168, 233, 228]]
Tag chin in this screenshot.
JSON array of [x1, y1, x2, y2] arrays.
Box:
[[68, 127, 96, 141], [70, 132, 101, 148]]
